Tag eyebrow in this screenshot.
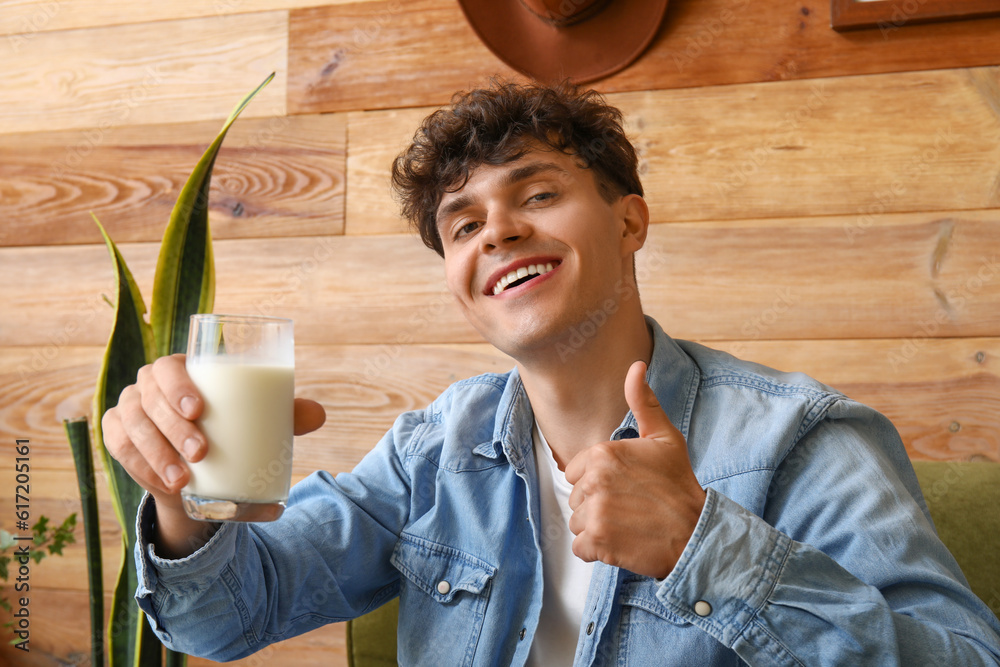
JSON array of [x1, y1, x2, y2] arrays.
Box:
[[436, 161, 571, 230]]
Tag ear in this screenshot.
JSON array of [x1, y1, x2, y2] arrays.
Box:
[[619, 193, 649, 256]]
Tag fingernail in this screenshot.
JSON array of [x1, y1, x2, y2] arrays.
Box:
[[165, 464, 184, 485], [180, 396, 197, 418], [183, 438, 201, 460]]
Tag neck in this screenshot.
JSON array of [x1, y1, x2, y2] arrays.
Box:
[[516, 308, 652, 470]]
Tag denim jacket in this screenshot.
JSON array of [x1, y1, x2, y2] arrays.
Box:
[[135, 318, 1000, 665]]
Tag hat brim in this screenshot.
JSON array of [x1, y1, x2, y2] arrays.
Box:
[[459, 0, 669, 85]]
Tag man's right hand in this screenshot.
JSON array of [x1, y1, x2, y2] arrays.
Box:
[[103, 354, 209, 498], [103, 353, 327, 496], [101, 353, 327, 558]]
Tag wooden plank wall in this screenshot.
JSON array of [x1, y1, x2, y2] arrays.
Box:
[[3, 0, 999, 663]]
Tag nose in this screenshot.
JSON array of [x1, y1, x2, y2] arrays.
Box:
[[479, 210, 529, 250]]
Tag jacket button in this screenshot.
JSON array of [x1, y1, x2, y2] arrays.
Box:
[[519, 627, 526, 640], [586, 621, 595, 635], [694, 600, 713, 617], [436, 580, 451, 595]]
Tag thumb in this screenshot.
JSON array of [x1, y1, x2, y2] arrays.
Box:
[[294, 398, 327, 436], [624, 360, 675, 440]]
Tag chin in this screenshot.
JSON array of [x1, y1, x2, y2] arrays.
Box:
[[486, 320, 576, 362]]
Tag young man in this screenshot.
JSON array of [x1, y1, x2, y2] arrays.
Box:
[[104, 82, 1000, 665]]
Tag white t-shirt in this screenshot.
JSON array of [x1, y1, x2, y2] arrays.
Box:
[[526, 422, 596, 666]]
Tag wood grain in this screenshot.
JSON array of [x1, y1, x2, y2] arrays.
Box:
[[1, 233, 476, 350], [0, 113, 346, 247], [0, 0, 368, 36], [636, 212, 1000, 342], [1, 12, 287, 135], [0, 588, 348, 667], [5, 211, 998, 348], [832, 0, 1000, 31], [288, 0, 523, 115], [344, 107, 427, 236], [287, 0, 1000, 114], [345, 67, 1000, 235]]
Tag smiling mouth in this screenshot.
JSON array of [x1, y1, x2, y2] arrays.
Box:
[[491, 262, 557, 295]]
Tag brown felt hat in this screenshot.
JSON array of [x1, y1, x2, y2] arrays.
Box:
[[458, 0, 669, 85]]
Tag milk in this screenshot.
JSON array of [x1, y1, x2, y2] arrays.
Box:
[[184, 361, 295, 503]]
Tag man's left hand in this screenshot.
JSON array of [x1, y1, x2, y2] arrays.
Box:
[[565, 360, 707, 580]]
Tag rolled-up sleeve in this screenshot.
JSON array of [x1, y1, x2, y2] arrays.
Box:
[[133, 410, 423, 661], [656, 404, 1000, 666]]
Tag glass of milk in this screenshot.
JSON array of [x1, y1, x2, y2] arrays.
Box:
[[181, 314, 295, 522]]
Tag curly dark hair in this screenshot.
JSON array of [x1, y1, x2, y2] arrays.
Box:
[[390, 80, 644, 257]]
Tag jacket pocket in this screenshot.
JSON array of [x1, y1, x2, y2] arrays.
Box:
[[619, 576, 689, 626], [391, 533, 496, 666], [618, 577, 739, 666]]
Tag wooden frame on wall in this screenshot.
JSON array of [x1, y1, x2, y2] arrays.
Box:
[[831, 0, 1000, 31]]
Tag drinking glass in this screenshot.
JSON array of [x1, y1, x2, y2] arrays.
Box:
[[181, 314, 295, 522]]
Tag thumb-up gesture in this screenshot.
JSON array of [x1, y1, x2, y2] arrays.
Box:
[[565, 360, 706, 579]]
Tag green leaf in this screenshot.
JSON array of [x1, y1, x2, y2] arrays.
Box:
[[150, 71, 275, 357], [0, 530, 14, 551], [65, 417, 105, 667], [83, 75, 273, 667], [165, 648, 188, 667], [138, 620, 162, 667], [33, 516, 50, 536], [90, 215, 155, 667], [91, 214, 155, 529], [47, 540, 69, 557]]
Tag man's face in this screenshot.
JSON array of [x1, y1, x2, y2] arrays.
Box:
[[435, 146, 647, 360]]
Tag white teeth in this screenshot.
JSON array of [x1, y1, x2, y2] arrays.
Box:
[[491, 262, 555, 295]]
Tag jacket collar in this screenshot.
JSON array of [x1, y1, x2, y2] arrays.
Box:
[[477, 316, 700, 468]]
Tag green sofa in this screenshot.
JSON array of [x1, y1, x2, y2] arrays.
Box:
[[345, 461, 1000, 666]]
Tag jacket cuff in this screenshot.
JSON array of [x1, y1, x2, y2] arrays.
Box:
[[134, 493, 239, 616], [656, 488, 792, 648]]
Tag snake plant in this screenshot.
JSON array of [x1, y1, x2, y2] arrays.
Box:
[[64, 72, 274, 667]]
